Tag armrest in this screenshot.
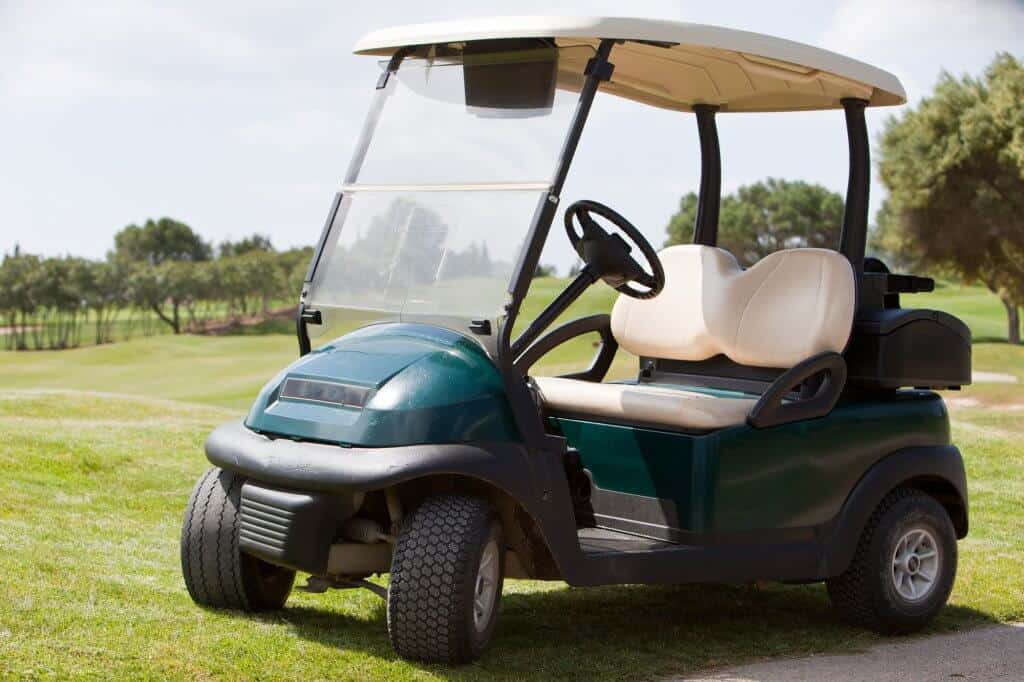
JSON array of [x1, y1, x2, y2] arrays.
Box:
[[747, 352, 847, 429], [514, 314, 618, 382]]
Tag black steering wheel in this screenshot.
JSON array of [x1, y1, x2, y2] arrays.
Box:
[[564, 200, 665, 299]]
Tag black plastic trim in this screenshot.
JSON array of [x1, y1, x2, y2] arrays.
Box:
[[511, 268, 597, 359], [497, 39, 616, 454], [208, 420, 534, 496], [845, 310, 972, 389], [839, 98, 870, 282], [239, 482, 341, 574], [639, 355, 783, 393], [820, 445, 968, 576], [296, 303, 312, 357], [515, 314, 617, 381], [747, 352, 847, 428], [206, 420, 585, 581], [692, 104, 721, 246], [588, 486, 817, 545]]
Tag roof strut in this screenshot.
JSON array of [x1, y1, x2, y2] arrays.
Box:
[[839, 98, 869, 281], [692, 104, 721, 246]]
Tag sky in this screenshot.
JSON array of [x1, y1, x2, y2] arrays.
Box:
[[2, 0, 1023, 273]]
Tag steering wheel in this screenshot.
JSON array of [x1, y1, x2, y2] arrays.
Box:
[[564, 200, 665, 299]]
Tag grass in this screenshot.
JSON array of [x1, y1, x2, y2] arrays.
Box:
[[915, 280, 1011, 343], [0, 279, 1022, 679]]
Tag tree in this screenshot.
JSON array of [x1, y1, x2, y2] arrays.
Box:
[[877, 53, 1024, 344], [80, 260, 130, 345], [533, 263, 557, 278], [665, 179, 844, 266], [129, 260, 199, 334], [0, 251, 41, 350], [219, 234, 274, 258], [113, 218, 211, 265]]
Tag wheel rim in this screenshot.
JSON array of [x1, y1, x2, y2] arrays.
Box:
[[472, 537, 500, 633], [891, 526, 941, 602]]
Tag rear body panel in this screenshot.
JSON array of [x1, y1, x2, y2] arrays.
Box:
[[551, 391, 950, 541]]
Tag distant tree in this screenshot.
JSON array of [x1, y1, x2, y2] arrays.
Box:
[[129, 260, 198, 334], [279, 247, 314, 296], [80, 260, 129, 345], [218, 234, 274, 258], [0, 251, 41, 350], [114, 218, 211, 265], [877, 53, 1024, 344], [665, 179, 845, 266], [533, 263, 557, 278]]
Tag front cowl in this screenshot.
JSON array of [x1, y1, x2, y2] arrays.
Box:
[[245, 323, 519, 446]]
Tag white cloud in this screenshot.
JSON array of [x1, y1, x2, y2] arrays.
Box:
[[3, 0, 1023, 269]]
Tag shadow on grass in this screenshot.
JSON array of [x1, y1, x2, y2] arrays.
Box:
[[972, 336, 1012, 344], [263, 581, 997, 680]]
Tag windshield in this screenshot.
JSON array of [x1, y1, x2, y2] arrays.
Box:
[[306, 46, 593, 344]]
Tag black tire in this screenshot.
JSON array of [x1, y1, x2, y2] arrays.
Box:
[[180, 467, 295, 611], [827, 487, 957, 634], [387, 494, 505, 664]]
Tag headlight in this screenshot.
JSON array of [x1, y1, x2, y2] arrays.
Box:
[[279, 377, 372, 409]]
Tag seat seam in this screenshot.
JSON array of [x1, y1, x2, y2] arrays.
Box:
[[732, 252, 786, 359], [809, 256, 825, 359]]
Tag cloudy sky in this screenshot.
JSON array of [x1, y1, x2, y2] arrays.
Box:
[[3, 0, 1023, 272]]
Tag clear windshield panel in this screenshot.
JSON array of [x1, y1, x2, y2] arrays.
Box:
[[349, 46, 591, 186], [306, 188, 545, 336], [307, 46, 592, 342]]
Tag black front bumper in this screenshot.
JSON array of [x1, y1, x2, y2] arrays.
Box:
[[205, 419, 530, 494], [208, 421, 539, 575]]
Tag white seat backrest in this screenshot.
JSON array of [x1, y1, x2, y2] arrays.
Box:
[[611, 245, 856, 369]]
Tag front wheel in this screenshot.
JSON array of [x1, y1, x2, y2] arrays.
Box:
[[827, 487, 957, 634], [387, 494, 505, 663], [180, 467, 295, 611]]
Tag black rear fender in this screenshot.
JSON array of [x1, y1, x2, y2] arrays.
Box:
[[821, 445, 968, 577]]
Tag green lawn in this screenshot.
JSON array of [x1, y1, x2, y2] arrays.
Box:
[[915, 281, 1011, 343], [1, 280, 1022, 679]]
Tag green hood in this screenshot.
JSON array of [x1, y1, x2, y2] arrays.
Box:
[[245, 323, 519, 447]]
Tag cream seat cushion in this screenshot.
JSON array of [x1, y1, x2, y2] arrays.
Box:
[[534, 376, 756, 430], [611, 245, 856, 368], [536, 246, 856, 431]]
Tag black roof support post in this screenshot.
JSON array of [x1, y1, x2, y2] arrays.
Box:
[[498, 38, 616, 452], [692, 104, 721, 246], [840, 98, 870, 281]]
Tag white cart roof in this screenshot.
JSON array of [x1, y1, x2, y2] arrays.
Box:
[[354, 16, 906, 113]]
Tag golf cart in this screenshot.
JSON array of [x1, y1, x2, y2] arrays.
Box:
[[180, 17, 972, 663]]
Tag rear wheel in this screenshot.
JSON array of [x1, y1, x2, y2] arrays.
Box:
[[827, 487, 957, 634], [387, 494, 505, 663], [180, 467, 295, 611]]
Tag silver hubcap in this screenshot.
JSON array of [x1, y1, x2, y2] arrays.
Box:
[[891, 527, 940, 602], [472, 538, 500, 633]]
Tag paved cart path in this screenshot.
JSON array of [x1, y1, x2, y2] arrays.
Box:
[[681, 623, 1024, 681]]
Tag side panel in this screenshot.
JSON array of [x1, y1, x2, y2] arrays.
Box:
[[553, 391, 951, 539]]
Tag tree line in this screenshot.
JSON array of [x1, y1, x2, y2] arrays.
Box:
[[665, 53, 1024, 344], [1, 218, 311, 351]]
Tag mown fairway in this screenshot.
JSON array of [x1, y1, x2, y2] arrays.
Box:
[[1, 281, 1022, 679]]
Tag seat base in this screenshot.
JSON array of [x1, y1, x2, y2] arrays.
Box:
[[534, 376, 756, 431]]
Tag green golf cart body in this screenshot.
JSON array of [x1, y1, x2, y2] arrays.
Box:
[[180, 16, 972, 664]]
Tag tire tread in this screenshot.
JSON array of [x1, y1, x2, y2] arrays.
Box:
[[387, 494, 499, 663], [180, 467, 291, 611]]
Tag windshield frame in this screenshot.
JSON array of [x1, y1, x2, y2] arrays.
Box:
[[301, 43, 601, 355], [295, 38, 616, 454]]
